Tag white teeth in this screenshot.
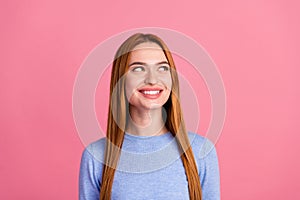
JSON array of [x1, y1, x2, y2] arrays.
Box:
[[142, 90, 160, 95]]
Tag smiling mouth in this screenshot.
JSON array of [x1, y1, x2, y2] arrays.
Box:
[[138, 89, 163, 99]]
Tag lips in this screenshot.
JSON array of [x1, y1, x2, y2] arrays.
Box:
[[138, 88, 163, 99]]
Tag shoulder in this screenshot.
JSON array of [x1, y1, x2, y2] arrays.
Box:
[[79, 138, 106, 190], [187, 131, 217, 160], [81, 137, 107, 164], [187, 131, 220, 184], [187, 132, 220, 199]]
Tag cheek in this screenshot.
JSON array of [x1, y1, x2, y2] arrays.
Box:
[[125, 76, 141, 100], [162, 76, 172, 96], [125, 83, 133, 101], [164, 75, 173, 90]]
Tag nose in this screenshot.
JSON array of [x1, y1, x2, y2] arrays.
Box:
[[144, 70, 158, 85]]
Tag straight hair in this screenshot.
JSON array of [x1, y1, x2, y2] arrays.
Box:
[[100, 33, 202, 200]]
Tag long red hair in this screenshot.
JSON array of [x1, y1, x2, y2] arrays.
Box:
[[100, 33, 202, 199]]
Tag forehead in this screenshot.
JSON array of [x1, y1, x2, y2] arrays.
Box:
[[129, 42, 168, 64]]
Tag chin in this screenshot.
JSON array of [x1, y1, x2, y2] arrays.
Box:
[[130, 101, 165, 111], [144, 104, 164, 110]]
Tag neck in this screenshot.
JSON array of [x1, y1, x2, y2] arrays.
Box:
[[126, 105, 168, 136]]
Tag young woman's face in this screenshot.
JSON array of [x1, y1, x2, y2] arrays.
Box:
[[125, 42, 172, 110]]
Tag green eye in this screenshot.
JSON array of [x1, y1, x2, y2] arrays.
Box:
[[132, 66, 144, 72], [158, 66, 170, 72]]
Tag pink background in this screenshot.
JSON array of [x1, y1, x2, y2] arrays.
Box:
[[1, 0, 299, 199]]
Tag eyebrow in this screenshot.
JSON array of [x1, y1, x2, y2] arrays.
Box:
[[128, 61, 170, 67]]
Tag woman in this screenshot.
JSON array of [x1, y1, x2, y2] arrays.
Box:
[[79, 33, 220, 200]]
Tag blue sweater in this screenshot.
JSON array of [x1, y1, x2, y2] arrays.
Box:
[[79, 131, 220, 200]]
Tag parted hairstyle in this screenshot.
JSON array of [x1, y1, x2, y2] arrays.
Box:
[[100, 33, 202, 200]]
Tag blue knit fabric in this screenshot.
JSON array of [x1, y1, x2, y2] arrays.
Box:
[[79, 131, 220, 200]]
